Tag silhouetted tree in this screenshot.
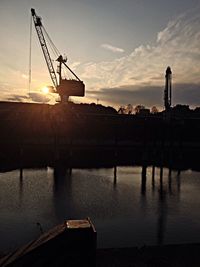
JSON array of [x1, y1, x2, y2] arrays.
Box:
[[135, 105, 145, 114], [194, 107, 200, 115], [118, 106, 126, 114], [126, 104, 133, 114], [118, 104, 134, 114], [151, 106, 159, 114]]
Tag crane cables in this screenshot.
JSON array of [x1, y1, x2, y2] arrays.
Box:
[[42, 25, 61, 59], [42, 27, 77, 81], [28, 13, 32, 100]]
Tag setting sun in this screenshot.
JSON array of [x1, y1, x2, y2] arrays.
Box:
[[42, 86, 49, 94]]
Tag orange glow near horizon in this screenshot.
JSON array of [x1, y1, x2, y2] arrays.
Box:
[[41, 86, 49, 94]]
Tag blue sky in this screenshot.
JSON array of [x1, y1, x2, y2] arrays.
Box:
[[0, 0, 200, 109]]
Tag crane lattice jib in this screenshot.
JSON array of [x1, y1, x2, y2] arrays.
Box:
[[31, 8, 58, 88]]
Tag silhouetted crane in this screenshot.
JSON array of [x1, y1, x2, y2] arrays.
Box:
[[31, 8, 85, 103]]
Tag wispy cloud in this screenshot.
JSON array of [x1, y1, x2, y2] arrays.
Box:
[[5, 94, 29, 103], [70, 61, 81, 70], [21, 74, 28, 80], [28, 92, 51, 103], [101, 43, 125, 53], [3, 91, 55, 104], [81, 7, 200, 108]]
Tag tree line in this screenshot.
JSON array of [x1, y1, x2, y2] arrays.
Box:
[[118, 104, 159, 114]]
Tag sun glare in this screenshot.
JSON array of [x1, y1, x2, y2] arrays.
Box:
[[42, 86, 49, 94]]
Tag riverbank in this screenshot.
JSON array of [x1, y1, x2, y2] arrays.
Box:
[[97, 243, 200, 267]]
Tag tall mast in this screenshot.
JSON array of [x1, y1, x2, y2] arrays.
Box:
[[164, 66, 172, 111]]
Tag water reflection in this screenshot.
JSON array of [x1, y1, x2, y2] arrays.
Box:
[[141, 165, 147, 195], [19, 169, 23, 207], [139, 165, 182, 246], [157, 186, 167, 246], [53, 166, 72, 221], [168, 168, 172, 194], [113, 166, 117, 187], [1, 164, 200, 253], [177, 170, 181, 193], [152, 165, 155, 191]]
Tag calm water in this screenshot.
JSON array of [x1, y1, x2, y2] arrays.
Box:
[[1, 166, 200, 253]]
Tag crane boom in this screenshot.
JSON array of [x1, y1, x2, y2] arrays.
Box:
[[31, 8, 58, 88]]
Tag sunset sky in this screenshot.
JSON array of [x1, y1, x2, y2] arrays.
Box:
[[0, 0, 200, 109]]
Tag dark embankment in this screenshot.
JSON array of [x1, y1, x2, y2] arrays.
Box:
[[0, 101, 200, 171]]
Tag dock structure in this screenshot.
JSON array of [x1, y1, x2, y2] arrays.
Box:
[[0, 218, 96, 267]]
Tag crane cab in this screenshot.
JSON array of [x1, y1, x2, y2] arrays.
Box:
[[56, 79, 85, 102]]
